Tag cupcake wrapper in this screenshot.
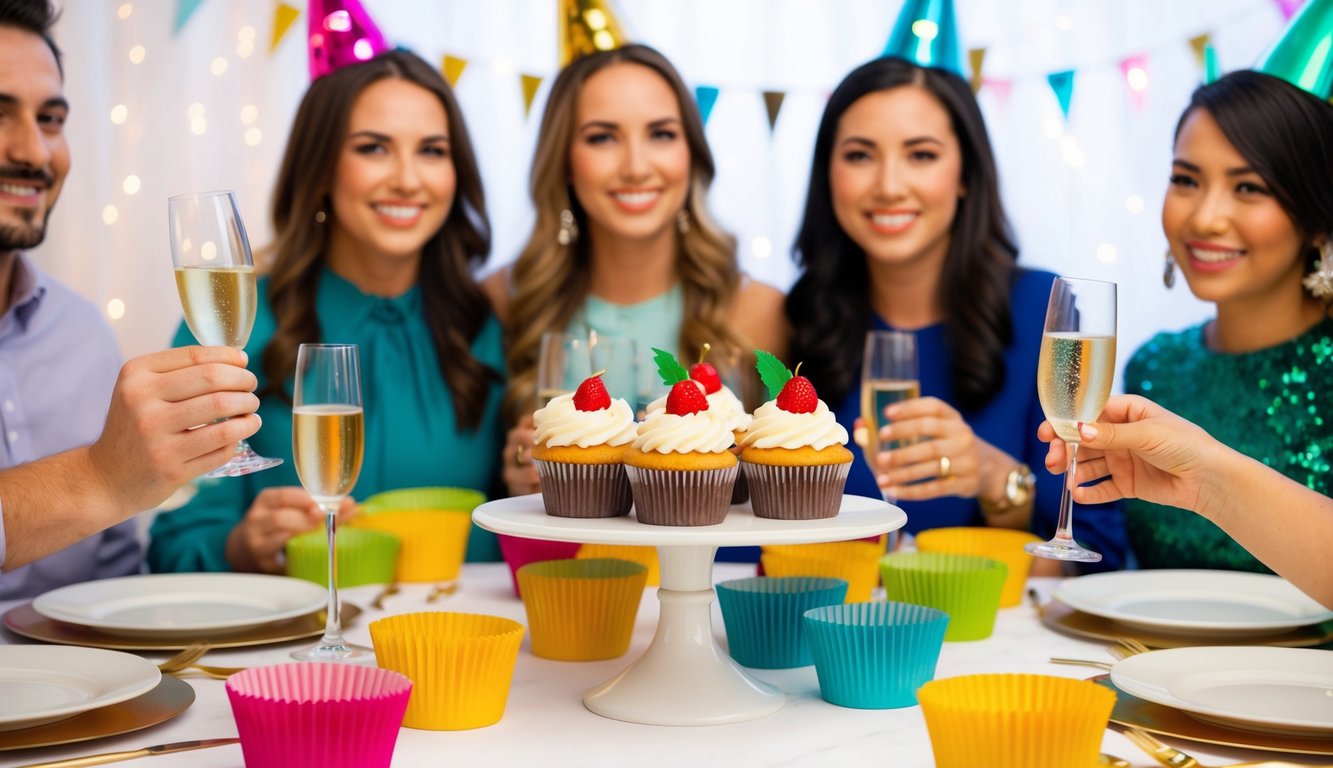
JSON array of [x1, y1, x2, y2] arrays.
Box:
[[360, 487, 486, 514], [577, 544, 659, 586], [729, 465, 749, 505], [879, 552, 1008, 641], [497, 535, 583, 597], [716, 577, 848, 669], [517, 558, 648, 661], [349, 510, 470, 583], [743, 461, 850, 520], [760, 541, 884, 603], [802, 602, 949, 709], [286, 528, 399, 589], [226, 663, 411, 768], [623, 464, 738, 526], [369, 612, 524, 731], [532, 459, 633, 518], [914, 527, 1042, 608]]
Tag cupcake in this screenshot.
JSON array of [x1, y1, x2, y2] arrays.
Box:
[[740, 351, 853, 520], [623, 348, 739, 526], [531, 371, 637, 518]]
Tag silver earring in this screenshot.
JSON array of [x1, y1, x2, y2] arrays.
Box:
[[676, 209, 691, 235], [557, 208, 578, 246], [1163, 249, 1176, 289], [1303, 240, 1333, 300], [314, 209, 327, 224]]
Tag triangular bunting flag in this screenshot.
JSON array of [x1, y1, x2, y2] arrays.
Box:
[[1203, 42, 1222, 84], [1119, 54, 1149, 110], [270, 2, 300, 54], [1047, 69, 1076, 118], [521, 74, 544, 117], [443, 55, 468, 88], [762, 90, 785, 131], [968, 47, 986, 93], [1276, 0, 1305, 20], [983, 78, 1013, 111], [695, 86, 720, 126], [1188, 33, 1212, 66], [173, 0, 206, 35]]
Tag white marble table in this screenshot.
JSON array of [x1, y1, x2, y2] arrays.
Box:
[[2, 565, 1329, 768]]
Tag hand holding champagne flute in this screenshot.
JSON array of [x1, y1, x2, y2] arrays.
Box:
[[168, 190, 280, 477], [291, 343, 368, 661], [861, 330, 920, 461], [1026, 277, 1117, 563]]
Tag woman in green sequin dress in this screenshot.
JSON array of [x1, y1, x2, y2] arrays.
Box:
[[1124, 70, 1333, 571]]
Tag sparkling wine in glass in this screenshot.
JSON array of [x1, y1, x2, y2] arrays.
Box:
[[291, 343, 369, 661], [861, 330, 920, 460], [1027, 277, 1117, 563], [168, 191, 281, 477]]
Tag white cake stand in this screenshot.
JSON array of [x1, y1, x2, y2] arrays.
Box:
[[473, 494, 906, 726]]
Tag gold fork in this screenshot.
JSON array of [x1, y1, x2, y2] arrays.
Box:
[[370, 581, 400, 610], [426, 582, 459, 603], [156, 642, 246, 679], [1120, 726, 1324, 768], [1109, 637, 1152, 661]]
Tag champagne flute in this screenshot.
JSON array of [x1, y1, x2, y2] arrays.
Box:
[[536, 331, 638, 410], [861, 330, 919, 551], [168, 191, 281, 477], [291, 343, 368, 661], [1026, 277, 1117, 563]]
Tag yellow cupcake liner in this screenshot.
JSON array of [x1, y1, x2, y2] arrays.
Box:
[[360, 486, 486, 514], [350, 509, 470, 583], [914, 527, 1042, 607], [918, 673, 1115, 768], [576, 544, 660, 585], [285, 526, 400, 588], [517, 558, 648, 661], [369, 612, 524, 731], [760, 540, 883, 602], [879, 552, 1008, 641]]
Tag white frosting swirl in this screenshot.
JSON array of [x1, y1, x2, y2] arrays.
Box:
[[533, 393, 637, 448], [740, 399, 848, 451], [647, 383, 752, 433], [632, 407, 735, 454]]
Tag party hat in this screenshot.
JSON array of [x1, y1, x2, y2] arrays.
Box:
[[881, 0, 966, 79], [1203, 42, 1222, 84], [308, 0, 391, 81], [1256, 0, 1333, 99], [559, 0, 628, 68]]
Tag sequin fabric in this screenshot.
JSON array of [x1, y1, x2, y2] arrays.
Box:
[[1123, 315, 1333, 571]]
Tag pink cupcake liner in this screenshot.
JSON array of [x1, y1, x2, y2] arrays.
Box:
[[226, 663, 411, 768], [497, 534, 582, 597], [743, 461, 851, 520], [532, 459, 633, 518], [624, 464, 738, 526]]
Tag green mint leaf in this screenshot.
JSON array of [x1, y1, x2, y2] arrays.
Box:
[[754, 349, 792, 399], [651, 347, 690, 385]]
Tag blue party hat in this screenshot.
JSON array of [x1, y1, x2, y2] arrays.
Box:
[[1256, 0, 1333, 99], [881, 0, 966, 78]]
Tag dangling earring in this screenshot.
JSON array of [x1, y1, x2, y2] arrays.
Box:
[[557, 208, 578, 246], [1303, 240, 1333, 300], [314, 208, 327, 224], [1163, 249, 1176, 289], [676, 209, 691, 235]]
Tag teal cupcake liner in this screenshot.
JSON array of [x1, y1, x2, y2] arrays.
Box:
[[879, 552, 1007, 642], [716, 577, 848, 669], [802, 601, 949, 709]]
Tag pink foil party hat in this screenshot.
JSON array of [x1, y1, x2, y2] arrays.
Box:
[[308, 0, 390, 81]]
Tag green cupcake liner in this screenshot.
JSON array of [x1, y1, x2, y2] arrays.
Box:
[[878, 552, 1007, 641], [286, 527, 400, 588]]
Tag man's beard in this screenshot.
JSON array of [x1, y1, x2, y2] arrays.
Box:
[[0, 213, 50, 252]]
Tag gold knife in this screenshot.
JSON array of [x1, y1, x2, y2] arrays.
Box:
[[14, 737, 240, 768]]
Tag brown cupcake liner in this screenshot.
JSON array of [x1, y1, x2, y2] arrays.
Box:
[[623, 464, 738, 526], [730, 464, 750, 505], [533, 458, 633, 518], [743, 461, 851, 520]]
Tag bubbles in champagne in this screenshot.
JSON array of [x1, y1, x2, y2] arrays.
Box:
[[1037, 333, 1116, 442], [293, 405, 364, 502], [174, 266, 257, 348]]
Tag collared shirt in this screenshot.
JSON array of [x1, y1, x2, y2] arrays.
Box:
[[0, 253, 138, 598]]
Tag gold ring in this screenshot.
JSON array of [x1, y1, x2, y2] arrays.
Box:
[[514, 444, 526, 468], [938, 455, 952, 480]]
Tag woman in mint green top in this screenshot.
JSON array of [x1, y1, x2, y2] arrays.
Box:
[[149, 50, 504, 573]]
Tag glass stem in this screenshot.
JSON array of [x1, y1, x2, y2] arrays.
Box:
[[1053, 442, 1080, 544], [319, 503, 345, 647]]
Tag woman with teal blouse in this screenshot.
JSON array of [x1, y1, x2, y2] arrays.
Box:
[[148, 50, 505, 574]]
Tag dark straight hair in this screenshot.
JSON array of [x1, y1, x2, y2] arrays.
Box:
[[0, 0, 63, 75], [787, 56, 1019, 412]]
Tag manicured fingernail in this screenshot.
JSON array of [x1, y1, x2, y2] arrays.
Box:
[[884, 405, 900, 418], [254, 413, 262, 428], [239, 350, 249, 364], [1079, 423, 1098, 440]]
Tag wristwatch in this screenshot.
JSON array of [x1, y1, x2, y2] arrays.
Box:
[[980, 463, 1036, 516]]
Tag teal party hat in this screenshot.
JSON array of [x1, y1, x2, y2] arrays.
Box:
[[1256, 0, 1333, 99], [882, 0, 966, 79]]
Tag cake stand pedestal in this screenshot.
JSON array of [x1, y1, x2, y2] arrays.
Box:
[[473, 494, 906, 726]]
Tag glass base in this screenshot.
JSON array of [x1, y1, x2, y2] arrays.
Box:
[[290, 640, 373, 662], [1025, 538, 1102, 563], [203, 440, 283, 478]]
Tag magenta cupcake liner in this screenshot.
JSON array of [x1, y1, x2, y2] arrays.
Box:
[[743, 461, 851, 520], [624, 464, 738, 526], [497, 534, 582, 597], [226, 662, 411, 768], [532, 458, 633, 518]]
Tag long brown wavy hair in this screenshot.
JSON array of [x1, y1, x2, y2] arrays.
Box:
[[261, 50, 499, 430], [501, 44, 744, 423]]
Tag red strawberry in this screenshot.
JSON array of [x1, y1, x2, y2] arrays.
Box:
[[776, 375, 818, 414], [573, 373, 612, 411], [689, 362, 722, 394], [665, 379, 709, 416]]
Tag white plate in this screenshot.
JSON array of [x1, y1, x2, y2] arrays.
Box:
[[1052, 570, 1333, 636], [32, 573, 327, 638], [0, 646, 161, 732], [1111, 647, 1333, 737]]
